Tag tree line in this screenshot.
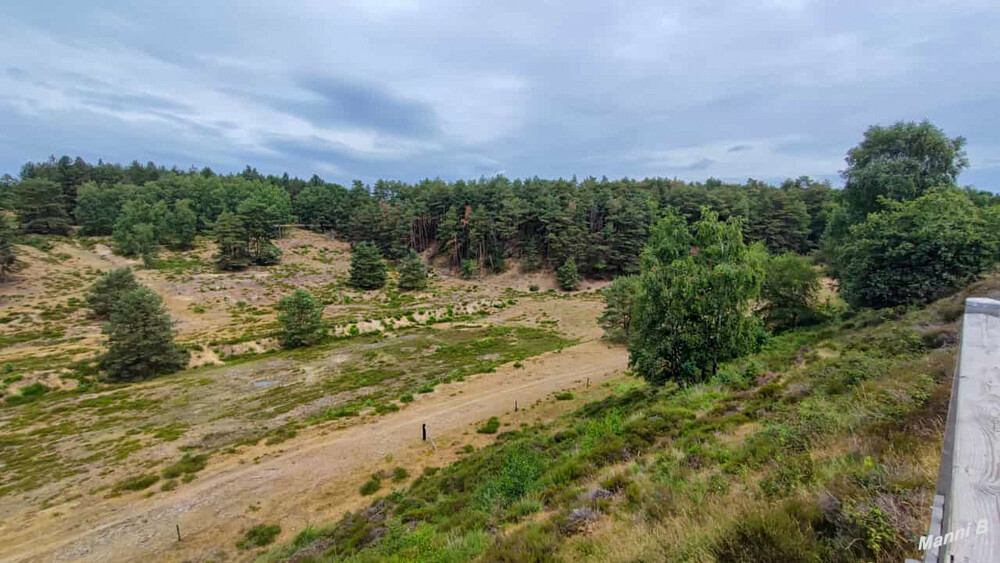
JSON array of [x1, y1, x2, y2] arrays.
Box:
[[0, 156, 846, 279]]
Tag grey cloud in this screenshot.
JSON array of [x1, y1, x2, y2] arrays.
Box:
[[0, 1, 998, 187]]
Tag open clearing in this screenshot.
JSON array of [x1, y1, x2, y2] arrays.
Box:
[[0, 230, 625, 562]]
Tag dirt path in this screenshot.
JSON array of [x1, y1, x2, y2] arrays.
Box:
[[3, 340, 628, 563]]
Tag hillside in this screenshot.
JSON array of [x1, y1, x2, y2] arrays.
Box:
[[0, 230, 622, 562], [254, 274, 990, 563]]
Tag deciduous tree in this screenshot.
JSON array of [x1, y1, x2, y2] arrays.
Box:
[[761, 253, 821, 332], [629, 208, 767, 385], [838, 188, 996, 308]]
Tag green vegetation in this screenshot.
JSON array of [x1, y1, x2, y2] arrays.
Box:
[[99, 285, 189, 382], [268, 288, 957, 562], [629, 208, 766, 385], [841, 120, 967, 220], [476, 417, 501, 434], [276, 289, 328, 348], [111, 473, 160, 494], [397, 249, 428, 290], [837, 188, 997, 308], [360, 475, 382, 496], [0, 212, 16, 280], [214, 211, 251, 270], [11, 179, 71, 235], [597, 275, 638, 343], [349, 241, 387, 290], [161, 452, 209, 479], [237, 524, 281, 550], [761, 253, 822, 332], [86, 267, 140, 318], [556, 257, 580, 291]]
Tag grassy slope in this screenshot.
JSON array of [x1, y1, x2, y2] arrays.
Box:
[[258, 279, 990, 563]]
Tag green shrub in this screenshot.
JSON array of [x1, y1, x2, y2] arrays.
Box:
[[162, 452, 210, 479], [480, 522, 560, 563], [712, 509, 823, 563], [477, 417, 501, 434], [461, 259, 477, 279], [399, 393, 414, 403], [237, 524, 281, 550], [5, 382, 50, 405], [360, 475, 382, 496], [554, 392, 574, 401], [392, 466, 410, 482], [112, 473, 159, 494]]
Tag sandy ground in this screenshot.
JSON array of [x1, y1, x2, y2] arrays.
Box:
[[3, 339, 627, 563]]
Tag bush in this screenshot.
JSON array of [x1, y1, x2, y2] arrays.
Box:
[[4, 382, 50, 405], [162, 453, 209, 479], [477, 417, 501, 434], [237, 524, 281, 550], [712, 509, 823, 563], [392, 466, 410, 482], [554, 392, 574, 401], [360, 474, 382, 496], [112, 473, 160, 494], [461, 259, 477, 279]]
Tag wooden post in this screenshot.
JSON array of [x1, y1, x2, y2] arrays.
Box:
[[515, 400, 518, 412], [422, 423, 426, 441], [586, 377, 590, 388], [176, 524, 181, 541]]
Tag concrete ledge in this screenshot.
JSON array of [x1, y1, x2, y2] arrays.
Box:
[[965, 297, 1000, 316]]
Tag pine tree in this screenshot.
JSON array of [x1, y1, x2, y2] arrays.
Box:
[[397, 250, 428, 290], [100, 285, 189, 382], [213, 211, 251, 270], [86, 267, 141, 318], [12, 179, 71, 235], [276, 289, 327, 348], [0, 213, 16, 280], [349, 241, 387, 289], [557, 257, 581, 291]]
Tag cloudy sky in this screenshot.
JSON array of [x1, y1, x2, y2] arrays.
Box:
[[1, 1, 999, 189]]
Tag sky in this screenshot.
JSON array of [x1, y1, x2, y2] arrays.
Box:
[[1, 0, 999, 189]]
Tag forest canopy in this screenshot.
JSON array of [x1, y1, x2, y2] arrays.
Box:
[[0, 157, 851, 278]]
